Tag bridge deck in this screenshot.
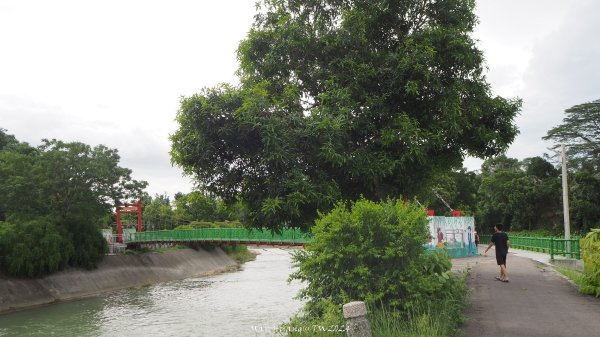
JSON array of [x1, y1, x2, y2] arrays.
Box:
[[128, 228, 311, 246]]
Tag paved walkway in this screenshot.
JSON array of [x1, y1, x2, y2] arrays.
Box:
[[459, 246, 600, 337]]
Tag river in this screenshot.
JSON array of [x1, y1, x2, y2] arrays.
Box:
[[0, 248, 305, 337]]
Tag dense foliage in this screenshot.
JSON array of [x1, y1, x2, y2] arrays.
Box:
[[419, 168, 480, 216], [0, 218, 71, 277], [290, 199, 464, 315], [569, 171, 600, 233], [0, 129, 146, 277], [171, 0, 521, 230], [137, 191, 244, 230], [580, 229, 600, 297], [476, 155, 562, 233]]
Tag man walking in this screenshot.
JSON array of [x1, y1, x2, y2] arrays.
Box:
[[485, 224, 510, 282]]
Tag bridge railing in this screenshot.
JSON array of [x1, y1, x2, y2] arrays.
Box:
[[130, 228, 311, 245], [479, 234, 581, 259]]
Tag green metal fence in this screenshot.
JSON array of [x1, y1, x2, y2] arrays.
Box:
[[130, 227, 311, 245], [479, 234, 581, 259]]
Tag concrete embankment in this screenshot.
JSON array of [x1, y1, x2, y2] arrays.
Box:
[[0, 247, 237, 313]]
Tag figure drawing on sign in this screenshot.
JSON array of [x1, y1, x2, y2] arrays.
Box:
[[467, 226, 473, 253]]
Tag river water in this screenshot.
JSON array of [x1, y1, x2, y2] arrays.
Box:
[[0, 248, 305, 337]]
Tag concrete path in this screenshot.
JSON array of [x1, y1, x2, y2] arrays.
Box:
[[460, 247, 600, 337]]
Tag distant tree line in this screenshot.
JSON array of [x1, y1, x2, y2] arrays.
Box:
[[423, 99, 600, 235], [135, 191, 246, 231]]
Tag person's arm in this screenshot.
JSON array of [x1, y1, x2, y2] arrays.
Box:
[[506, 239, 510, 252], [484, 241, 495, 254]]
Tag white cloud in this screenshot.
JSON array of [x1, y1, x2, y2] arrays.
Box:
[[0, 0, 255, 197], [464, 0, 600, 169], [2, 0, 597, 192], [504, 0, 600, 161]]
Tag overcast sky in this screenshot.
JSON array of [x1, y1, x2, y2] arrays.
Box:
[[1, 0, 599, 198]]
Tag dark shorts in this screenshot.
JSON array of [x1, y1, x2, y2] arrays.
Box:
[[496, 254, 507, 266]]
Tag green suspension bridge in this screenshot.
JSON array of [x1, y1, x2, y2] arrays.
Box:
[[124, 228, 311, 247]]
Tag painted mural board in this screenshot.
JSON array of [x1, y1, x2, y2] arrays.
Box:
[[427, 216, 477, 257]]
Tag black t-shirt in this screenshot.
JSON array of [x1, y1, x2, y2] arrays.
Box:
[[491, 232, 509, 256]]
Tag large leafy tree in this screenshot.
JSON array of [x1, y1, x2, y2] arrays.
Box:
[[0, 131, 147, 276], [543, 99, 600, 232], [171, 0, 521, 230], [543, 99, 600, 171]]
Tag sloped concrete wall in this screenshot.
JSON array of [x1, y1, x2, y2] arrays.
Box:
[[0, 248, 236, 313]]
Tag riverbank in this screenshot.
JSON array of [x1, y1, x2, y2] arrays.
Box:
[[0, 247, 237, 314]]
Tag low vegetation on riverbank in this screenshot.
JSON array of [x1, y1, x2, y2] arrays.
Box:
[[555, 267, 587, 289], [125, 242, 257, 266], [220, 245, 257, 265], [281, 199, 469, 337]]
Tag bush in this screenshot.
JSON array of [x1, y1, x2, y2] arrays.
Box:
[[0, 217, 73, 277], [65, 219, 107, 270], [290, 198, 463, 317], [581, 229, 600, 296], [175, 220, 243, 230]]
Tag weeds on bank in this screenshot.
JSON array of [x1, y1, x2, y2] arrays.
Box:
[[124, 244, 187, 255], [282, 276, 469, 337], [555, 267, 590, 292], [220, 245, 257, 264]]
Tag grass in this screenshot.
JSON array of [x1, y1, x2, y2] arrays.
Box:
[[281, 274, 469, 337], [368, 303, 464, 337], [280, 302, 466, 337], [554, 266, 600, 296], [555, 266, 587, 289]]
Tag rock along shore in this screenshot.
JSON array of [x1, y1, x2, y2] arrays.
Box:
[[0, 247, 237, 314]]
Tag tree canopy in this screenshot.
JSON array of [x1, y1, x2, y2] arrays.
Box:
[[171, 0, 521, 230], [543, 99, 600, 171], [542, 99, 600, 232], [0, 130, 147, 277]]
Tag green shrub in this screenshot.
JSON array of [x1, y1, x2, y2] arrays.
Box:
[[213, 220, 242, 228], [580, 229, 600, 296], [175, 220, 244, 230], [0, 217, 73, 277], [290, 198, 464, 316]]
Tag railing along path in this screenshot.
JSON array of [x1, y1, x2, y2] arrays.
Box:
[[479, 234, 581, 259]]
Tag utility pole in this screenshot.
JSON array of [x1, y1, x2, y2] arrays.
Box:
[[561, 144, 571, 255]]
